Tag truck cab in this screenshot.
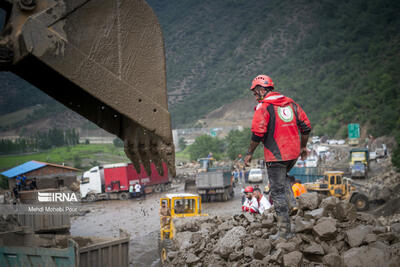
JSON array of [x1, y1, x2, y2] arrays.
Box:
[[79, 166, 103, 199], [349, 148, 369, 178]]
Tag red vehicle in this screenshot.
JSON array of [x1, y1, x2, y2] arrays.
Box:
[[80, 162, 170, 201]]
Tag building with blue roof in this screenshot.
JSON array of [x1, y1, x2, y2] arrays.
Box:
[[1, 161, 81, 190]]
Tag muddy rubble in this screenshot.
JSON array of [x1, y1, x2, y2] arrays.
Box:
[[165, 193, 400, 267]]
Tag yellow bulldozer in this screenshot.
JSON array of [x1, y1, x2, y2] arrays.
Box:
[[305, 171, 369, 211], [0, 0, 175, 176], [159, 193, 206, 264]]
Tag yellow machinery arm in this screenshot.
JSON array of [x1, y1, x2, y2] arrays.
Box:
[[0, 0, 175, 176]]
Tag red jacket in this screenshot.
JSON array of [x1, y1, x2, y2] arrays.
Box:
[[251, 92, 311, 162]]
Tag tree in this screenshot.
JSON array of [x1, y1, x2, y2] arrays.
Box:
[[392, 134, 400, 172], [113, 137, 124, 147], [188, 135, 224, 161], [178, 137, 187, 150]]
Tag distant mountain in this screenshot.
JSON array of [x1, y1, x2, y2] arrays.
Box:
[[148, 0, 400, 137], [0, 0, 399, 138]]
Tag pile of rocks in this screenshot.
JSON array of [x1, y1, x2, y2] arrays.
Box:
[[165, 193, 400, 267]]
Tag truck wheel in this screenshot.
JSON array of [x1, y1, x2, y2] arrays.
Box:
[[119, 192, 129, 200], [351, 194, 369, 211], [86, 194, 97, 202], [154, 185, 162, 193]]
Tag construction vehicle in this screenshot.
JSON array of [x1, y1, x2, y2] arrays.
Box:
[[80, 161, 170, 201], [159, 193, 206, 264], [0, 0, 175, 177], [349, 148, 369, 178], [305, 171, 369, 211]]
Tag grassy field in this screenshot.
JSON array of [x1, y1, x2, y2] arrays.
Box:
[[0, 144, 129, 171]]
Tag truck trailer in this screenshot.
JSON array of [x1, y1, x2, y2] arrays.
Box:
[[196, 165, 234, 202], [80, 162, 170, 201]]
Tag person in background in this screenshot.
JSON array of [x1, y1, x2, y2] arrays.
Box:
[[16, 175, 22, 191], [129, 183, 134, 198], [241, 185, 246, 204], [141, 182, 146, 199], [253, 187, 272, 214], [30, 178, 37, 190], [22, 175, 27, 189], [292, 178, 307, 198], [134, 182, 141, 198], [242, 186, 259, 214], [160, 201, 171, 229]]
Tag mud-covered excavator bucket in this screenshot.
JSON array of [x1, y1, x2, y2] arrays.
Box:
[[0, 0, 175, 176]]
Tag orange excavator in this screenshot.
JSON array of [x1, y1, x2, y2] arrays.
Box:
[[0, 0, 175, 176]]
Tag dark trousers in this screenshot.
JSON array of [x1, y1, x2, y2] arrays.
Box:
[[266, 160, 296, 220]]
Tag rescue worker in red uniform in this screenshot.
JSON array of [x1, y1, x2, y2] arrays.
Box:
[[242, 186, 259, 214], [244, 75, 311, 240]]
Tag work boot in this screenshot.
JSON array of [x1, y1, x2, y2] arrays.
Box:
[[270, 216, 292, 240]]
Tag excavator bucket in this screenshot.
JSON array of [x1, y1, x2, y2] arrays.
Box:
[[0, 0, 175, 176]]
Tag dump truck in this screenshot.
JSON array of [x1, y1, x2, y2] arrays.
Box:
[[80, 161, 170, 201], [187, 158, 234, 202], [0, 0, 175, 177], [305, 171, 369, 211], [159, 193, 206, 264], [349, 148, 369, 178]]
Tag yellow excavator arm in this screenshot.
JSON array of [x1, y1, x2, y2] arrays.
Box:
[[0, 0, 175, 176]]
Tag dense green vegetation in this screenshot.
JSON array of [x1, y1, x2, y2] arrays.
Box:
[[148, 0, 400, 137], [186, 128, 264, 161], [0, 144, 128, 170], [392, 135, 400, 171], [0, 0, 399, 139], [0, 128, 79, 154]]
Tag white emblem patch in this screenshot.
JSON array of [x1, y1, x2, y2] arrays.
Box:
[[278, 106, 294, 122]]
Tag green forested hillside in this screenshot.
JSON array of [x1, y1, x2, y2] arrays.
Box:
[[148, 0, 400, 136], [0, 0, 399, 137]]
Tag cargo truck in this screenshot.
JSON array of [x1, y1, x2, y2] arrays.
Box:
[[195, 161, 234, 202], [349, 148, 369, 178], [80, 162, 170, 201]]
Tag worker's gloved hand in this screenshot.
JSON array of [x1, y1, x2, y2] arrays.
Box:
[[300, 147, 308, 160], [244, 154, 252, 166]]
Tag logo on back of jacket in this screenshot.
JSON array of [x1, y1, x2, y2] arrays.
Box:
[[278, 106, 294, 122]]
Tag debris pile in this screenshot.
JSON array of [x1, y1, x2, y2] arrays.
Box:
[[165, 193, 400, 267], [362, 168, 400, 216]]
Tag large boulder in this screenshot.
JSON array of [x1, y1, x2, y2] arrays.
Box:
[[294, 216, 315, 233], [345, 225, 373, 247], [342, 246, 390, 267], [303, 242, 324, 255], [323, 253, 343, 267], [283, 251, 303, 267], [313, 217, 337, 240], [253, 239, 272, 260], [217, 226, 246, 258], [297, 193, 320, 210]]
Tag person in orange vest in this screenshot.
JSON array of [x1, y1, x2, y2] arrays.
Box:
[[292, 178, 307, 198]]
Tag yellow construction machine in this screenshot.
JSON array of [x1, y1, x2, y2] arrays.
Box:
[[0, 0, 175, 176], [159, 193, 206, 264], [305, 171, 369, 211]]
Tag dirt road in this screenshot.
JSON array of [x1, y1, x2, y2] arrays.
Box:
[[71, 185, 245, 266]]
